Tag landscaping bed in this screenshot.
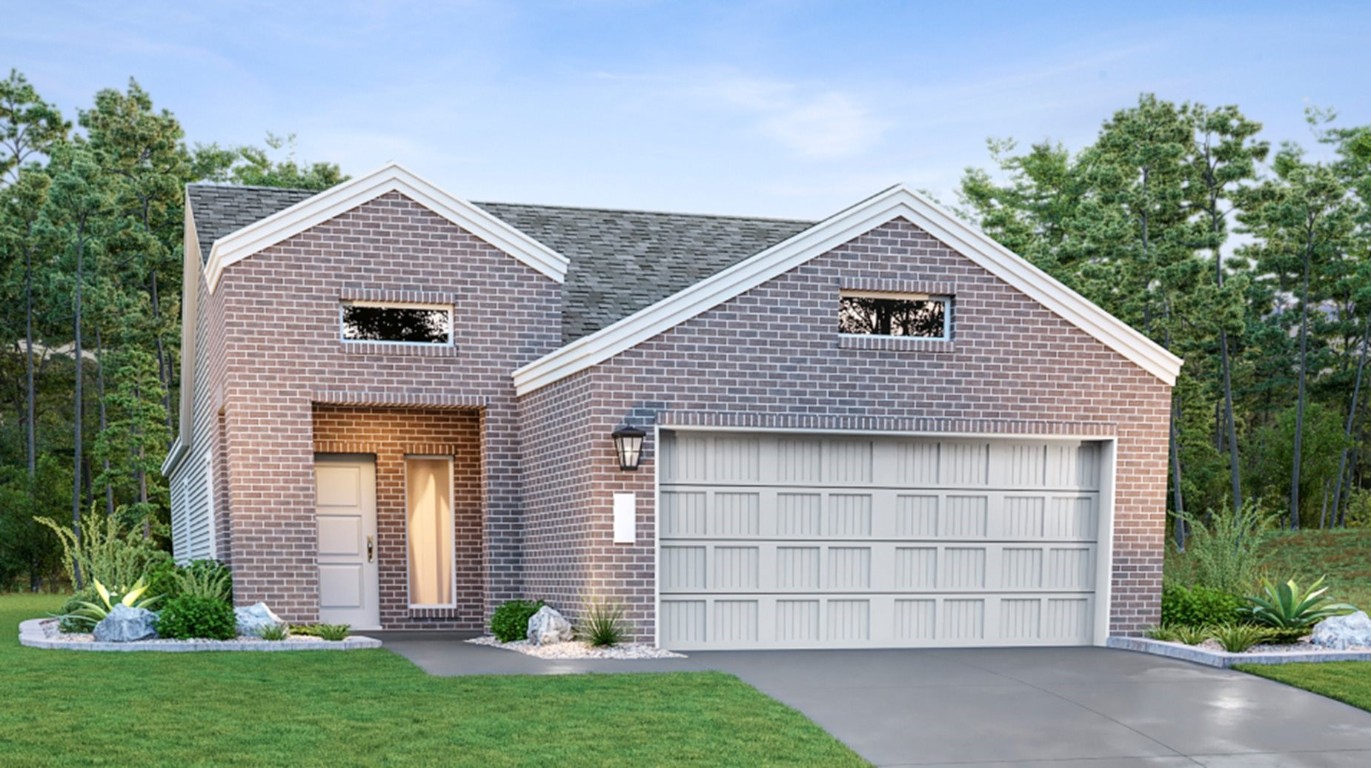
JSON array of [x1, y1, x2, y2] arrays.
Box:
[[1110, 634, 1371, 668], [20, 618, 379, 652], [467, 634, 684, 660]]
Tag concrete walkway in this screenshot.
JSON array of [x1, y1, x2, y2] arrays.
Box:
[[380, 636, 1371, 767]]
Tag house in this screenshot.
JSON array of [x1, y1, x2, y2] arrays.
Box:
[[163, 163, 1180, 649]]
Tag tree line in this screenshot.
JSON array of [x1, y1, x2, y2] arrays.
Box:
[[1, 73, 1366, 588], [958, 95, 1371, 545], [0, 70, 343, 590]]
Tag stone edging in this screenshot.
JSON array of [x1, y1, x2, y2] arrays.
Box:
[[1108, 635, 1371, 668], [18, 619, 382, 653]]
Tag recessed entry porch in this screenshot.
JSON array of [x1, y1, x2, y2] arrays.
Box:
[[311, 404, 485, 631]]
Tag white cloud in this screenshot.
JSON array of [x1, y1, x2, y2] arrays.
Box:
[[696, 76, 889, 159]]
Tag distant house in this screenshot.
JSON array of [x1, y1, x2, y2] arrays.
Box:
[[163, 164, 1180, 649]]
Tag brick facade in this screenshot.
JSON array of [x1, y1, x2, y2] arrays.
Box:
[[518, 217, 1170, 639], [206, 191, 561, 624]]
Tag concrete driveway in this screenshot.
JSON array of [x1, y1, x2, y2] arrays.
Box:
[[382, 636, 1371, 767]]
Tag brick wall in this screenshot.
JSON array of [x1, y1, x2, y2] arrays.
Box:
[[212, 191, 562, 624], [519, 217, 1171, 640], [311, 404, 484, 630]]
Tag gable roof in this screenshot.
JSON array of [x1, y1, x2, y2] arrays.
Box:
[[186, 184, 811, 343], [511, 185, 1184, 395], [473, 202, 811, 341], [199, 163, 569, 290]]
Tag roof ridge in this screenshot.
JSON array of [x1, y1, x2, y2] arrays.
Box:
[[187, 182, 321, 194], [474, 199, 815, 225]]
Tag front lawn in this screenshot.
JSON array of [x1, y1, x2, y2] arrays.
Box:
[[1238, 662, 1371, 713], [0, 594, 865, 767]]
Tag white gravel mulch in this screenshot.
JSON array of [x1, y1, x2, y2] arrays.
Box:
[[467, 635, 686, 659], [1197, 637, 1371, 654]]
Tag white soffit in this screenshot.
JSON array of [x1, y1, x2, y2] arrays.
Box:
[[203, 163, 569, 292], [512, 185, 1183, 395]]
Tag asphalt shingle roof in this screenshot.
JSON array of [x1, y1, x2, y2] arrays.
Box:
[[186, 185, 319, 263], [185, 185, 815, 343]]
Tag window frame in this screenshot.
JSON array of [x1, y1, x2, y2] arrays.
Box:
[[339, 300, 455, 347], [403, 454, 457, 610], [837, 290, 952, 342]]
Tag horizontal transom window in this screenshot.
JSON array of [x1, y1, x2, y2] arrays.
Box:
[[838, 291, 949, 339], [341, 302, 453, 345]]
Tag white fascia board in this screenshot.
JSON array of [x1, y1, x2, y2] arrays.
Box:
[[513, 185, 1182, 396], [204, 163, 568, 292]]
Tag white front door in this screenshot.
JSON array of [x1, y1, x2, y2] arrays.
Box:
[[314, 456, 380, 629]]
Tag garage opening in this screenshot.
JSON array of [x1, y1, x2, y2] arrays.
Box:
[[656, 431, 1113, 650]]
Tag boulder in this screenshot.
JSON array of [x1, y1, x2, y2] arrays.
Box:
[[93, 604, 158, 643], [527, 605, 574, 645], [1311, 610, 1371, 650], [235, 602, 286, 638]]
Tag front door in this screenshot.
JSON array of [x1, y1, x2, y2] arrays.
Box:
[[314, 456, 380, 629]]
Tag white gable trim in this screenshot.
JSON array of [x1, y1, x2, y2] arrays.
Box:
[[512, 185, 1182, 395], [204, 163, 568, 292]]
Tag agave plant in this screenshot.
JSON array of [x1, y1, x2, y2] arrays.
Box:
[[59, 578, 162, 632], [1243, 576, 1356, 630]]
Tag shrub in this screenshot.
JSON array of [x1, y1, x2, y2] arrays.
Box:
[[144, 557, 179, 601], [1172, 624, 1212, 645], [258, 624, 289, 641], [579, 598, 626, 647], [1243, 575, 1356, 629], [56, 587, 100, 633], [173, 560, 233, 602], [1172, 500, 1275, 594], [36, 510, 169, 593], [314, 624, 349, 641], [1211, 623, 1271, 653], [490, 599, 543, 642], [289, 623, 349, 640], [1160, 584, 1244, 628], [155, 595, 237, 640], [1146, 626, 1179, 642]]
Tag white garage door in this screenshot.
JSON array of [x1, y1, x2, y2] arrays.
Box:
[[657, 431, 1108, 650]]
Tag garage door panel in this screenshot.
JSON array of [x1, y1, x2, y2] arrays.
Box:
[[659, 433, 1104, 649], [665, 487, 1097, 541]]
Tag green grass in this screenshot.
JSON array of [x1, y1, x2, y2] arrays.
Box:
[[1258, 527, 1371, 610], [1237, 662, 1371, 713], [0, 594, 866, 767]]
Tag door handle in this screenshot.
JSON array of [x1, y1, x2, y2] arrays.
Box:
[[367, 536, 374, 563]]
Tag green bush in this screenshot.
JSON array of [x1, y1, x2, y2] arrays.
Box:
[[155, 595, 237, 640], [144, 557, 179, 601], [578, 598, 626, 647], [1212, 623, 1271, 653], [490, 599, 543, 642], [1172, 624, 1212, 645], [258, 624, 289, 641], [57, 588, 100, 633], [1161, 584, 1244, 628], [174, 560, 233, 602], [1243, 575, 1356, 629], [1171, 500, 1275, 594], [291, 623, 350, 641]]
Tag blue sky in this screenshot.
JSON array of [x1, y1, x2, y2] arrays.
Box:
[[9, 1, 1370, 218]]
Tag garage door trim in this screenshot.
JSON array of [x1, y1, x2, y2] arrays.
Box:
[[652, 425, 1117, 649]]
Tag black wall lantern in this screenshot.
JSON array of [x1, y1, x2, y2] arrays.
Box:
[[611, 425, 647, 471]]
